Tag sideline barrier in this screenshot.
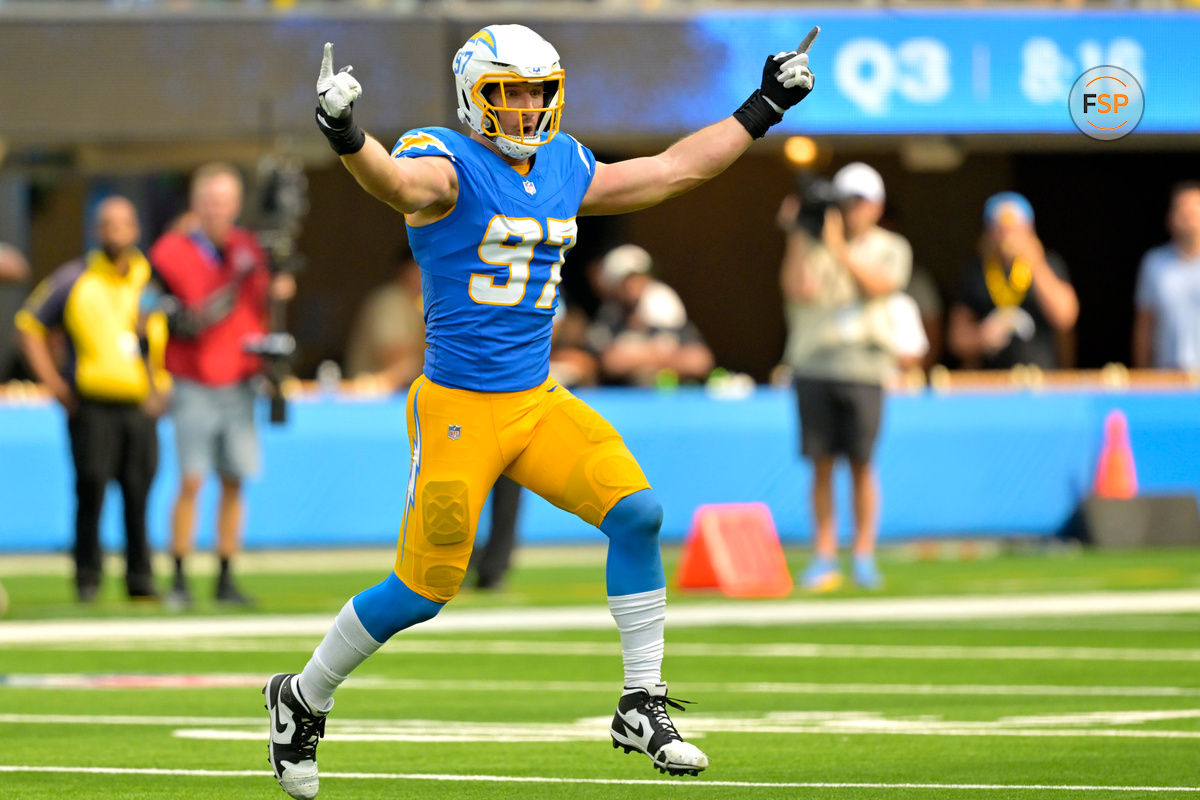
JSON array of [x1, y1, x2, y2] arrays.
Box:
[[2, 372, 1199, 553]]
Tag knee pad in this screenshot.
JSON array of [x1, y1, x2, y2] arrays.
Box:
[[600, 488, 663, 544], [399, 479, 473, 603], [352, 572, 443, 643]]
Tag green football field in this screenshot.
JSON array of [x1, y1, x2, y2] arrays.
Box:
[[1, 544, 1199, 800]]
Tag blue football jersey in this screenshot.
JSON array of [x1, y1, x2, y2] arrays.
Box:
[[393, 127, 596, 392]]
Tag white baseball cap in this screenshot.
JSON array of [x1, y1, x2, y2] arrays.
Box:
[[600, 244, 653, 288], [832, 162, 886, 204]]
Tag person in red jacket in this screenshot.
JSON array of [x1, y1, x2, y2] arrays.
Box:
[[149, 162, 295, 607]]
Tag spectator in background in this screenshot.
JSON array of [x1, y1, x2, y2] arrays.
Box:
[[549, 299, 600, 388], [344, 243, 425, 391], [778, 162, 912, 592], [588, 244, 714, 386], [948, 192, 1078, 370], [149, 162, 295, 608], [0, 243, 31, 381], [15, 197, 167, 603], [468, 475, 523, 591], [1133, 181, 1200, 370]]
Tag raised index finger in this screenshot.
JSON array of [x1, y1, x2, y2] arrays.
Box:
[[798, 26, 821, 55], [321, 42, 334, 77]]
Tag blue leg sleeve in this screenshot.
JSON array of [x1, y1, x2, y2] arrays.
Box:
[[351, 572, 444, 643], [599, 488, 666, 596]]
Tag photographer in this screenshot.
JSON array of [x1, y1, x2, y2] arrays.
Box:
[[148, 162, 296, 608], [777, 162, 912, 592]]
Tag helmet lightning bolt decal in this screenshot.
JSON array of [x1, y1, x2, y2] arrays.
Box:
[[469, 29, 499, 57]]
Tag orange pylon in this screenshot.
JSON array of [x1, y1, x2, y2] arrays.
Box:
[[1094, 409, 1138, 499], [675, 503, 793, 598]]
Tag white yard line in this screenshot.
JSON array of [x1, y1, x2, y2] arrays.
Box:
[[27, 636, 1200, 662], [924, 617, 1200, 632], [4, 673, 1200, 697], [5, 710, 1200, 741], [0, 765, 1196, 792], [5, 589, 1200, 646], [0, 546, 607, 577], [0, 713, 269, 726], [0, 549, 392, 577], [175, 727, 1200, 741]]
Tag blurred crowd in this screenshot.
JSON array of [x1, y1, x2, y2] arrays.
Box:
[[337, 171, 1198, 393], [4, 169, 1200, 395]]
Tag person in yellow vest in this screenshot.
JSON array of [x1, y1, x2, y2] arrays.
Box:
[[948, 192, 1079, 370], [16, 196, 169, 603]]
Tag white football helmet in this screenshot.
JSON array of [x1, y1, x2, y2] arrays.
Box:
[[452, 25, 564, 160]]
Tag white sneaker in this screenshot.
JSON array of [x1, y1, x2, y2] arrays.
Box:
[[264, 673, 327, 799], [610, 683, 708, 776]]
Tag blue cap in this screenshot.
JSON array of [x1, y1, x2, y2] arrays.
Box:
[[984, 192, 1034, 226]]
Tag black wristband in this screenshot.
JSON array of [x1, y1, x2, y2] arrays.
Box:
[[732, 89, 783, 140], [315, 107, 366, 156]]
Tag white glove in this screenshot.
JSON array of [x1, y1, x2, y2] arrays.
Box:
[[759, 26, 819, 114], [317, 42, 362, 119], [774, 50, 814, 91]]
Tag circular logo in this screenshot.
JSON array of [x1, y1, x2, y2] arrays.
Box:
[[1068, 66, 1144, 141]]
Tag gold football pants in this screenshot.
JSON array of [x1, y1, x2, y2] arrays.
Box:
[[395, 374, 651, 603]]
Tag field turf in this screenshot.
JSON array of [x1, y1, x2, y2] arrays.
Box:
[[1, 544, 1198, 799]]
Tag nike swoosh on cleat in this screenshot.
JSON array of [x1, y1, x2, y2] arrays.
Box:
[[273, 698, 296, 743], [614, 708, 653, 752], [616, 717, 645, 739]]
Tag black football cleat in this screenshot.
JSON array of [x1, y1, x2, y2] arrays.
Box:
[[610, 682, 708, 776], [264, 673, 327, 799]]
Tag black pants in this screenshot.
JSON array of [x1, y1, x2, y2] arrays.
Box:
[[470, 475, 523, 589], [68, 400, 159, 594]]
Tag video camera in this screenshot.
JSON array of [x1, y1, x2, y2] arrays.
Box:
[[793, 172, 840, 238], [243, 332, 296, 425], [248, 150, 309, 426], [254, 152, 308, 279]]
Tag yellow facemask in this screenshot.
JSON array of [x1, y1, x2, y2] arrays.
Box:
[[471, 71, 565, 152]]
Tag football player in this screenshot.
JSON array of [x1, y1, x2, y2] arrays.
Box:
[[265, 24, 817, 799]]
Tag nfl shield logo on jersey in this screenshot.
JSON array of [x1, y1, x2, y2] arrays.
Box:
[[448, 424, 461, 440], [523, 180, 536, 195]]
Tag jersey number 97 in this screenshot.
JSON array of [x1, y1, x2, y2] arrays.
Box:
[[470, 215, 577, 309]]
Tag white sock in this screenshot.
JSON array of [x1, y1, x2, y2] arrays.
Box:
[[296, 600, 382, 713], [608, 587, 666, 687]]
